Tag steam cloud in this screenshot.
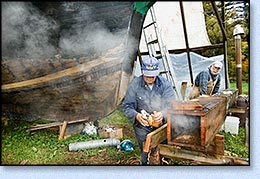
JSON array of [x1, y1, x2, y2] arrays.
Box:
[[2, 1, 138, 121], [171, 115, 200, 138], [2, 2, 130, 59], [59, 2, 127, 57], [2, 2, 58, 58]]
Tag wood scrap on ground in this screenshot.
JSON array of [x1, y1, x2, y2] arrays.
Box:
[[58, 121, 68, 141], [27, 118, 89, 132]]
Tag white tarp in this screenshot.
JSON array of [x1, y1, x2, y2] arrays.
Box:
[[139, 1, 211, 52], [134, 52, 226, 100], [170, 52, 226, 100]]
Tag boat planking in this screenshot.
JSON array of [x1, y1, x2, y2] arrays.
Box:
[[2, 2, 152, 121]]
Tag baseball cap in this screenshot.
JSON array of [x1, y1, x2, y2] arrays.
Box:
[[141, 56, 159, 77], [212, 61, 223, 69]]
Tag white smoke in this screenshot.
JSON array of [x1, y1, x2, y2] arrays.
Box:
[[2, 2, 133, 59], [171, 114, 200, 138], [59, 25, 126, 56], [58, 2, 127, 57], [2, 2, 58, 58]]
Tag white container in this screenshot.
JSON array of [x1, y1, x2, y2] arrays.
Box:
[[224, 116, 240, 134]]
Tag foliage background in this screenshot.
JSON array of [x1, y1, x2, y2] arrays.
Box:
[[202, 2, 249, 82]]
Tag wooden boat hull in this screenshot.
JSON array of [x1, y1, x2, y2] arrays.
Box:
[[2, 2, 148, 121], [2, 46, 123, 120]]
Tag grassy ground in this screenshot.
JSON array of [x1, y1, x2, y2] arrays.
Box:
[[1, 107, 142, 165], [1, 107, 249, 165], [229, 81, 249, 95]]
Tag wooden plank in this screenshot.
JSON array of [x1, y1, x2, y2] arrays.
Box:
[[171, 100, 203, 111], [167, 113, 172, 142], [31, 122, 63, 128], [28, 122, 64, 131], [204, 97, 226, 146], [158, 144, 249, 165], [159, 144, 225, 165], [143, 123, 167, 153], [27, 118, 89, 132], [2, 53, 119, 92], [228, 107, 246, 114], [200, 116, 206, 146], [221, 156, 249, 165], [167, 109, 205, 116]]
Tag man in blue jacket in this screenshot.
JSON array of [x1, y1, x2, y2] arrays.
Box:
[[189, 61, 222, 99], [122, 56, 175, 165]]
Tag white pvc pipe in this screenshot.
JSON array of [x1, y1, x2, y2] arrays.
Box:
[[68, 138, 120, 151]]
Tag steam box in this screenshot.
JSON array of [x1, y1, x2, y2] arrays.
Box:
[[167, 96, 226, 150]]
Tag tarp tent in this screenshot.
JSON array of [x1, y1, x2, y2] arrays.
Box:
[[139, 1, 212, 52]]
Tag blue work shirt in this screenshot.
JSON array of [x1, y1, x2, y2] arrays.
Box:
[[194, 67, 221, 95], [122, 75, 175, 124]]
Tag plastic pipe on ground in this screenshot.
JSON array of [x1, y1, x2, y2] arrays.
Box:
[[68, 138, 120, 151]]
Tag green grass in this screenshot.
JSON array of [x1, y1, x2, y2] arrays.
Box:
[[219, 128, 249, 158], [229, 81, 249, 95], [1, 108, 140, 165], [1, 106, 249, 165], [1, 120, 67, 164], [99, 107, 129, 127]]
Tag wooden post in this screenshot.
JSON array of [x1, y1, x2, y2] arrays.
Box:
[[205, 134, 224, 156], [235, 34, 243, 95], [58, 121, 68, 141], [245, 117, 249, 147], [148, 146, 161, 165], [181, 81, 188, 100], [233, 24, 244, 95]]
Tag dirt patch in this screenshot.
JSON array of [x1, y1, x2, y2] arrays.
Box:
[[61, 148, 140, 165]]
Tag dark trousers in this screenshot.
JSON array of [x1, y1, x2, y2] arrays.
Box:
[[133, 122, 154, 165]]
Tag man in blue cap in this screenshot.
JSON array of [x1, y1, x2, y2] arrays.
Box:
[[122, 56, 175, 165]]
